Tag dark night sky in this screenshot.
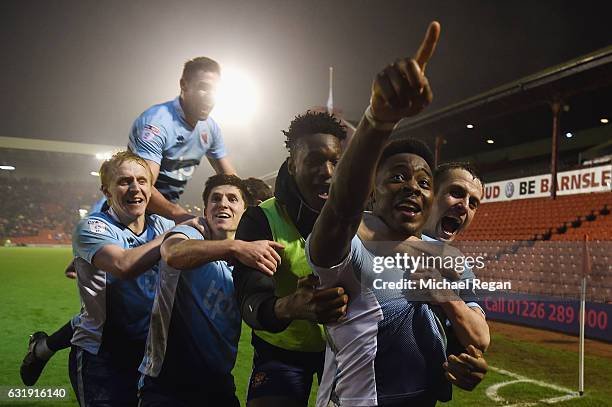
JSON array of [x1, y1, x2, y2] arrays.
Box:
[[1, 0, 610, 184]]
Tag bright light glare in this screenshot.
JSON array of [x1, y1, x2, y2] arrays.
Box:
[[212, 68, 259, 126], [466, 124, 474, 129], [486, 139, 494, 144], [565, 132, 573, 138], [0, 165, 15, 170], [95, 152, 113, 160], [90, 171, 100, 177], [601, 118, 609, 124]]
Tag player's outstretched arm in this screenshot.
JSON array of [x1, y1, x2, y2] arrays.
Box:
[[90, 233, 167, 280], [439, 301, 490, 352], [161, 231, 284, 276], [310, 21, 441, 268]]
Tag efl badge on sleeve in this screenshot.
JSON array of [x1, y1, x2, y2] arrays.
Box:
[[87, 219, 110, 235], [142, 124, 161, 142]]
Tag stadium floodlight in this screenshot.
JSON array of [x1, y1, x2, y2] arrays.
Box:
[[486, 139, 494, 144], [95, 152, 113, 160], [90, 171, 100, 177], [566, 132, 573, 138], [0, 165, 16, 171], [211, 67, 259, 127], [601, 118, 609, 124], [466, 124, 474, 129]]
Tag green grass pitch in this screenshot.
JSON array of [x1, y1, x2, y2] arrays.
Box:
[[0, 247, 610, 406]]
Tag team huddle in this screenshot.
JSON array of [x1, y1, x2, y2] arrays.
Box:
[[20, 22, 491, 406]]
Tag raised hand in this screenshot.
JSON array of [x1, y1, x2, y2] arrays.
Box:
[[370, 21, 440, 124]]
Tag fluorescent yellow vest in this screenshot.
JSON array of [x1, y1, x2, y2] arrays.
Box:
[[253, 198, 326, 352]]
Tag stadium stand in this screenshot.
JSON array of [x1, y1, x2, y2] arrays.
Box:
[[460, 191, 611, 241], [0, 177, 98, 245]]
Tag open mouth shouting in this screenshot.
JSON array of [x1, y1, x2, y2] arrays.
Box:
[[316, 184, 331, 200], [439, 214, 463, 240], [395, 199, 422, 219]]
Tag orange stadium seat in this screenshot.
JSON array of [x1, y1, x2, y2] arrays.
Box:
[[460, 191, 611, 302]]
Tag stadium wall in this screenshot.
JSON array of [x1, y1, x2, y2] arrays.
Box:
[[483, 293, 611, 342]]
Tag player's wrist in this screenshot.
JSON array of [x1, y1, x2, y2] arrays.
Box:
[[363, 105, 398, 132], [228, 240, 243, 261]]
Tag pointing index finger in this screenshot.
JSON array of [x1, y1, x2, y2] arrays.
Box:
[[415, 21, 441, 72]]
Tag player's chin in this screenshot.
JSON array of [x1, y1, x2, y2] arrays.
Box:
[[393, 217, 424, 237]]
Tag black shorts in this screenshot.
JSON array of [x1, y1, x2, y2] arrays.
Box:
[[138, 374, 239, 407], [247, 334, 325, 405]]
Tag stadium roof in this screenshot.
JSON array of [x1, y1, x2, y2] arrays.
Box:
[[0, 137, 122, 156]]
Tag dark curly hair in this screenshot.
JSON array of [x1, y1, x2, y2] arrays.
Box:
[[379, 138, 435, 170], [283, 111, 347, 154]]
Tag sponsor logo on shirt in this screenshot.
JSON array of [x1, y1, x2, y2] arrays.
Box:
[[87, 219, 109, 235], [142, 124, 161, 142]]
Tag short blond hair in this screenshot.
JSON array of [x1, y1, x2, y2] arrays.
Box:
[[99, 151, 153, 189]]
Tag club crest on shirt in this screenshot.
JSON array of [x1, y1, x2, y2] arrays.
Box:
[[142, 124, 161, 141], [87, 219, 110, 235], [200, 131, 208, 144], [250, 372, 267, 389]]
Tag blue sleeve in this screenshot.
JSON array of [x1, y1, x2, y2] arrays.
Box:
[[72, 217, 120, 265], [152, 215, 175, 234], [167, 224, 204, 241], [128, 114, 168, 165], [205, 119, 227, 160]]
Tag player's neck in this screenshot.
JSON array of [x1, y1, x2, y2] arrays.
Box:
[[109, 207, 146, 235], [212, 229, 236, 241], [179, 96, 198, 128]]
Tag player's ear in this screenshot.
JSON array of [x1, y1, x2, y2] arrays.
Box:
[[101, 185, 112, 200], [179, 77, 187, 92], [287, 157, 296, 176]]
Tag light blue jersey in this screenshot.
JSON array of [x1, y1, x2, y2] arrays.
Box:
[[306, 235, 451, 406], [71, 210, 174, 355], [128, 97, 227, 202], [140, 224, 240, 391]]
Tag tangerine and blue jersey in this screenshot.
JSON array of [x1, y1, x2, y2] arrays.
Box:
[[71, 210, 174, 355], [128, 97, 227, 202], [140, 224, 240, 391]]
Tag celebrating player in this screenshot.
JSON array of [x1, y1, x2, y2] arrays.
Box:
[[307, 21, 489, 406], [233, 111, 349, 407], [423, 162, 489, 391], [243, 177, 274, 206], [21, 56, 234, 387], [128, 56, 236, 222], [138, 174, 283, 406], [67, 151, 174, 406]]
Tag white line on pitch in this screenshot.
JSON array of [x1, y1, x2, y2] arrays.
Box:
[[486, 365, 580, 405]]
